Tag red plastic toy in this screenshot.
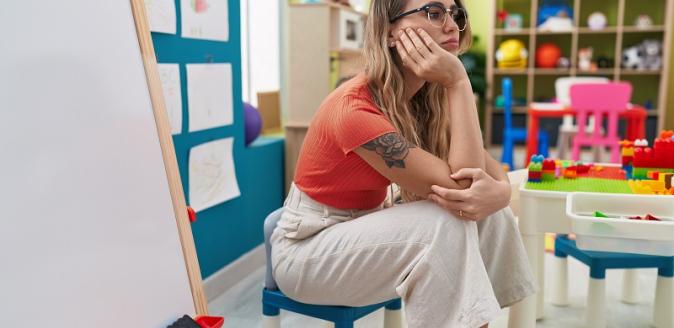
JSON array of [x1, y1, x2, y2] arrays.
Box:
[[195, 316, 224, 328]]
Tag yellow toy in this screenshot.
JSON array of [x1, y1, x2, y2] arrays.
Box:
[[496, 39, 529, 68]]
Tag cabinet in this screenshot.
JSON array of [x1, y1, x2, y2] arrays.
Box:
[[283, 1, 367, 190]]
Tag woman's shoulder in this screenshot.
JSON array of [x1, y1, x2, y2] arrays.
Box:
[[324, 73, 379, 112]]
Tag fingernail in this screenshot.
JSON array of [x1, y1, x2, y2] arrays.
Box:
[[417, 28, 423, 33], [406, 28, 412, 33]]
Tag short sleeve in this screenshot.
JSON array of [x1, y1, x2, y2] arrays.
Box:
[[331, 98, 397, 155]]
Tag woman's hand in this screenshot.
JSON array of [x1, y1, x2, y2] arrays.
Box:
[[395, 28, 468, 89], [427, 168, 511, 221]]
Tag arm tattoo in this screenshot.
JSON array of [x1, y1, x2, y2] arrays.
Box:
[[362, 133, 416, 168]]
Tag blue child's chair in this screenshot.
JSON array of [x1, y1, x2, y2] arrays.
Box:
[[501, 77, 549, 170], [262, 208, 404, 328], [553, 235, 674, 327]]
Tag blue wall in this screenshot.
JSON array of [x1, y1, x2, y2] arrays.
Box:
[[151, 0, 285, 278]]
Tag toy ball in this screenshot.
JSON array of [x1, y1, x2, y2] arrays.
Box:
[[496, 39, 528, 69], [587, 12, 607, 30], [557, 56, 571, 68], [536, 43, 562, 68], [622, 45, 644, 70], [635, 14, 653, 30], [243, 102, 262, 146]]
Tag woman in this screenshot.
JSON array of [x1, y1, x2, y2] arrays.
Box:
[[271, 0, 536, 327]]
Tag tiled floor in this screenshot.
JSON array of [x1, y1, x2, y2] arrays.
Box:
[[209, 253, 660, 327]]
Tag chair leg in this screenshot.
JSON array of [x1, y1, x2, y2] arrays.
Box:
[[502, 138, 514, 170], [262, 313, 281, 328], [586, 277, 607, 328], [551, 253, 569, 306], [384, 299, 404, 328], [263, 302, 281, 328], [653, 274, 674, 328], [621, 269, 639, 304]]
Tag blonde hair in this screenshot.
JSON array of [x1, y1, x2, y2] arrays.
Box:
[[363, 0, 472, 201]]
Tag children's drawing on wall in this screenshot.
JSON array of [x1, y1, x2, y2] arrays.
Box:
[[144, 0, 177, 34], [181, 0, 229, 41], [157, 63, 183, 134], [189, 138, 240, 212], [186, 63, 233, 132]]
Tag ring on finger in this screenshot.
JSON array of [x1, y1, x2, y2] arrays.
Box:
[[459, 210, 464, 217]]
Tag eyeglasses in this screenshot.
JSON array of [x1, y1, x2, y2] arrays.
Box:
[[389, 3, 468, 31]]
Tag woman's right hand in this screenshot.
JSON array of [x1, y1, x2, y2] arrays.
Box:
[[395, 28, 469, 89]]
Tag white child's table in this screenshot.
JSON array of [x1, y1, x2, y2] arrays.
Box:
[[506, 167, 674, 328]]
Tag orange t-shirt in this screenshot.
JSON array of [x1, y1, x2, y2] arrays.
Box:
[[294, 73, 397, 209]]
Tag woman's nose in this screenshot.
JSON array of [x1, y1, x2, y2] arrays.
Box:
[[443, 13, 458, 33]]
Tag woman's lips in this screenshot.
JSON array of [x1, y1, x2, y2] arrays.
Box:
[[442, 39, 460, 49]]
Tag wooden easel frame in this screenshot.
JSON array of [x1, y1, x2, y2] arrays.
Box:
[[129, 0, 208, 315]]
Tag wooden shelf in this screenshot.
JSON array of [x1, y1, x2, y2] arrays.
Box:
[[577, 26, 618, 34], [622, 25, 666, 33], [534, 68, 572, 75], [494, 28, 532, 35], [536, 29, 574, 35], [620, 69, 662, 75], [494, 68, 529, 75], [289, 1, 368, 16], [575, 68, 615, 75]]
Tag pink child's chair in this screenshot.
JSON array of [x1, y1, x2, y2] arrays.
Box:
[[569, 82, 633, 163]]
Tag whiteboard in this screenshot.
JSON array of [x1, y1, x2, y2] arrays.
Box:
[[0, 1, 200, 327]]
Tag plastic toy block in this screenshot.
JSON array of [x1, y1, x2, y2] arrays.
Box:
[[542, 159, 556, 170], [563, 168, 577, 179], [542, 172, 556, 181], [648, 171, 660, 180], [576, 164, 591, 174], [528, 162, 542, 172], [629, 214, 661, 221], [594, 211, 608, 218], [528, 170, 542, 182], [664, 173, 673, 189], [634, 139, 649, 147], [525, 178, 633, 193], [530, 154, 545, 163], [661, 130, 674, 139]]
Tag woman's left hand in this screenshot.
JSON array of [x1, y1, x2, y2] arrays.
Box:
[[427, 168, 511, 221]]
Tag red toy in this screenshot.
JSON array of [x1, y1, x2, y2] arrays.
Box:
[[536, 43, 562, 68], [628, 214, 661, 221], [195, 316, 224, 328]]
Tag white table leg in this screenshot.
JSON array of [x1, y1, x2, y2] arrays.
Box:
[[550, 254, 569, 306], [586, 277, 607, 328], [621, 269, 639, 304], [508, 233, 540, 328], [653, 275, 674, 328], [536, 233, 545, 319]]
